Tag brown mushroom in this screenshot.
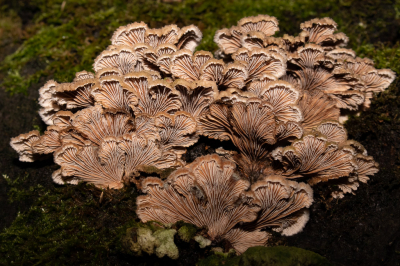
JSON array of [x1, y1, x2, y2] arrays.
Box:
[[288, 43, 364, 111], [54, 137, 125, 189], [154, 111, 199, 161], [53, 78, 96, 110], [145, 25, 180, 48], [175, 25, 203, 52], [32, 126, 63, 154], [342, 57, 396, 109], [91, 75, 137, 113], [298, 90, 340, 131], [137, 154, 261, 253], [232, 48, 286, 83], [170, 50, 213, 81], [200, 60, 248, 90], [118, 132, 177, 181], [223, 228, 270, 254], [93, 45, 138, 75], [10, 131, 41, 162], [123, 71, 181, 116], [256, 80, 302, 123], [199, 98, 278, 181], [111, 22, 147, 47], [272, 131, 357, 185], [71, 105, 134, 145], [244, 175, 313, 236], [299, 17, 348, 51], [214, 15, 279, 55], [173, 79, 218, 120]]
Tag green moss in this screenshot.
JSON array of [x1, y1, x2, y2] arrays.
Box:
[[355, 42, 400, 74], [198, 253, 236, 266], [199, 247, 237, 265], [177, 223, 197, 242], [233, 246, 331, 266], [198, 246, 331, 266], [0, 180, 138, 265], [2, 0, 399, 95]]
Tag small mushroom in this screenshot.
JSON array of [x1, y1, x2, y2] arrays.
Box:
[[93, 45, 138, 75], [214, 15, 279, 55], [10, 131, 41, 162], [123, 72, 181, 116], [232, 48, 287, 83], [299, 17, 348, 51]]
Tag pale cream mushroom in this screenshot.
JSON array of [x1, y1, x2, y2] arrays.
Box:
[[73, 70, 95, 81], [10, 131, 41, 162], [214, 15, 279, 55], [93, 45, 138, 75], [38, 80, 62, 125], [299, 17, 349, 51]]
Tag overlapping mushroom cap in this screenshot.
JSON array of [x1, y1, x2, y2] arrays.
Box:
[[214, 15, 280, 55], [137, 154, 313, 254], [94, 22, 203, 75], [10, 15, 390, 255], [213, 16, 395, 123], [198, 81, 303, 181], [12, 64, 217, 188], [272, 120, 378, 197]]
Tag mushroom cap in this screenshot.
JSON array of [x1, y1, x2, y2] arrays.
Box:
[[93, 45, 138, 75], [272, 129, 358, 185], [10, 130, 41, 162], [245, 175, 313, 236], [214, 15, 279, 56], [137, 154, 261, 252]]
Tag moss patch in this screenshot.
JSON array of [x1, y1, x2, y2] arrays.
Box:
[[1, 0, 399, 95], [198, 246, 331, 266], [0, 180, 137, 265], [177, 222, 197, 242]]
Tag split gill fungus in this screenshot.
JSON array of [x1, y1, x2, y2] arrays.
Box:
[[11, 15, 393, 255]]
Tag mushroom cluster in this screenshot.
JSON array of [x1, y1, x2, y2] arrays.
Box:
[[11, 15, 394, 254]]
